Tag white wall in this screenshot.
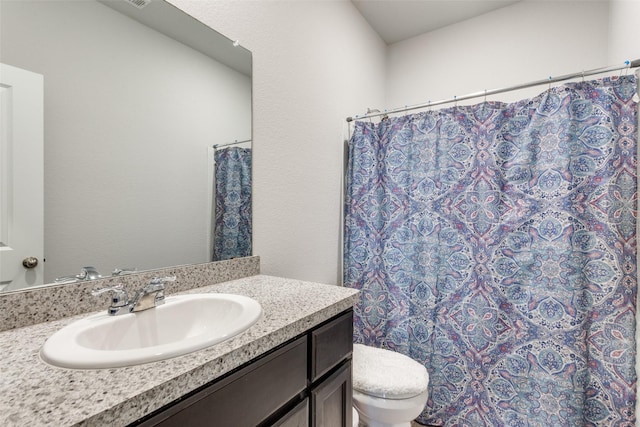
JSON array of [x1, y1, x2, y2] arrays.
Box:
[[1, 0, 251, 282], [386, 0, 611, 108], [608, 0, 640, 64], [386, 0, 640, 109], [169, 0, 387, 285]]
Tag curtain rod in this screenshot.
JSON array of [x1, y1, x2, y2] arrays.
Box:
[[213, 139, 252, 149], [346, 59, 640, 123]]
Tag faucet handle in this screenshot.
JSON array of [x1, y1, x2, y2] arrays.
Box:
[[91, 285, 129, 307], [111, 267, 137, 276], [144, 277, 175, 305], [79, 266, 102, 280], [129, 277, 175, 312], [147, 276, 176, 289]]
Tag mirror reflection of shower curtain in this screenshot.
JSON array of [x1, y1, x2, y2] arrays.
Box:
[[212, 147, 252, 261]]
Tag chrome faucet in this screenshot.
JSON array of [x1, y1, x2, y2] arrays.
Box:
[[91, 285, 130, 316], [92, 276, 176, 316], [55, 266, 102, 283], [130, 276, 175, 312]]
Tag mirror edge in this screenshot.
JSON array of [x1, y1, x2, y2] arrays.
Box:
[[1, 0, 254, 294]]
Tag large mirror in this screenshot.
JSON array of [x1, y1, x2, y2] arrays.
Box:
[[0, 0, 252, 292]]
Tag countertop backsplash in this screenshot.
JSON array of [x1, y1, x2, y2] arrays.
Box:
[[0, 256, 260, 331]]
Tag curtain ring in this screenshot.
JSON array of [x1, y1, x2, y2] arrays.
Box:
[[618, 61, 630, 79], [481, 90, 488, 114], [366, 108, 380, 124], [624, 60, 631, 78]]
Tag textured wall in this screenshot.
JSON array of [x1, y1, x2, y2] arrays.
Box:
[[386, 0, 611, 108], [607, 0, 640, 64], [169, 0, 387, 285]]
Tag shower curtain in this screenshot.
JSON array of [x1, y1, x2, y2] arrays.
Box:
[[344, 76, 638, 426], [213, 147, 252, 261]]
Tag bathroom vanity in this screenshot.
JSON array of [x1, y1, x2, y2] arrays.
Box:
[[135, 309, 354, 426], [0, 274, 359, 426]]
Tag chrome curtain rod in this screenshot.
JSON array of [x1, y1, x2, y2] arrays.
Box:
[[346, 59, 640, 122], [213, 139, 252, 149]]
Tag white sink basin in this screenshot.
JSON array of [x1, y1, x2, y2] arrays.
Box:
[[40, 293, 262, 369]]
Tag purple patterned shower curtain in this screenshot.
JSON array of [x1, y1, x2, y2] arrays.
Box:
[[213, 147, 252, 261], [344, 76, 638, 426]]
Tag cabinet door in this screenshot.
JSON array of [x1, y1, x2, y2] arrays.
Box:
[[311, 310, 353, 382], [137, 337, 307, 427], [272, 399, 309, 427], [311, 362, 352, 427]]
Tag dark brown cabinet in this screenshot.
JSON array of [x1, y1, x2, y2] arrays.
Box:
[[273, 399, 309, 427], [311, 362, 352, 427], [132, 309, 353, 427], [310, 310, 354, 383]]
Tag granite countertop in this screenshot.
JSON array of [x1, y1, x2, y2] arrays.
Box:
[[0, 275, 359, 426]]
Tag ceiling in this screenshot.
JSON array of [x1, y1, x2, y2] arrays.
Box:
[[351, 0, 521, 44]]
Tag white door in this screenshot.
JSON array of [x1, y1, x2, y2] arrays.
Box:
[[0, 63, 44, 291]]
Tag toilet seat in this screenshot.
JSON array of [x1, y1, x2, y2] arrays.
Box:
[[352, 344, 429, 400]]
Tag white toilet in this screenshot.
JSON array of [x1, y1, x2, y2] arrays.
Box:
[[352, 344, 429, 427]]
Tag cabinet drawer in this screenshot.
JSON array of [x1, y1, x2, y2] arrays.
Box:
[[139, 336, 308, 427], [310, 310, 353, 382]]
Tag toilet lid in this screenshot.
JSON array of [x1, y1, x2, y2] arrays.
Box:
[[352, 344, 429, 399]]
